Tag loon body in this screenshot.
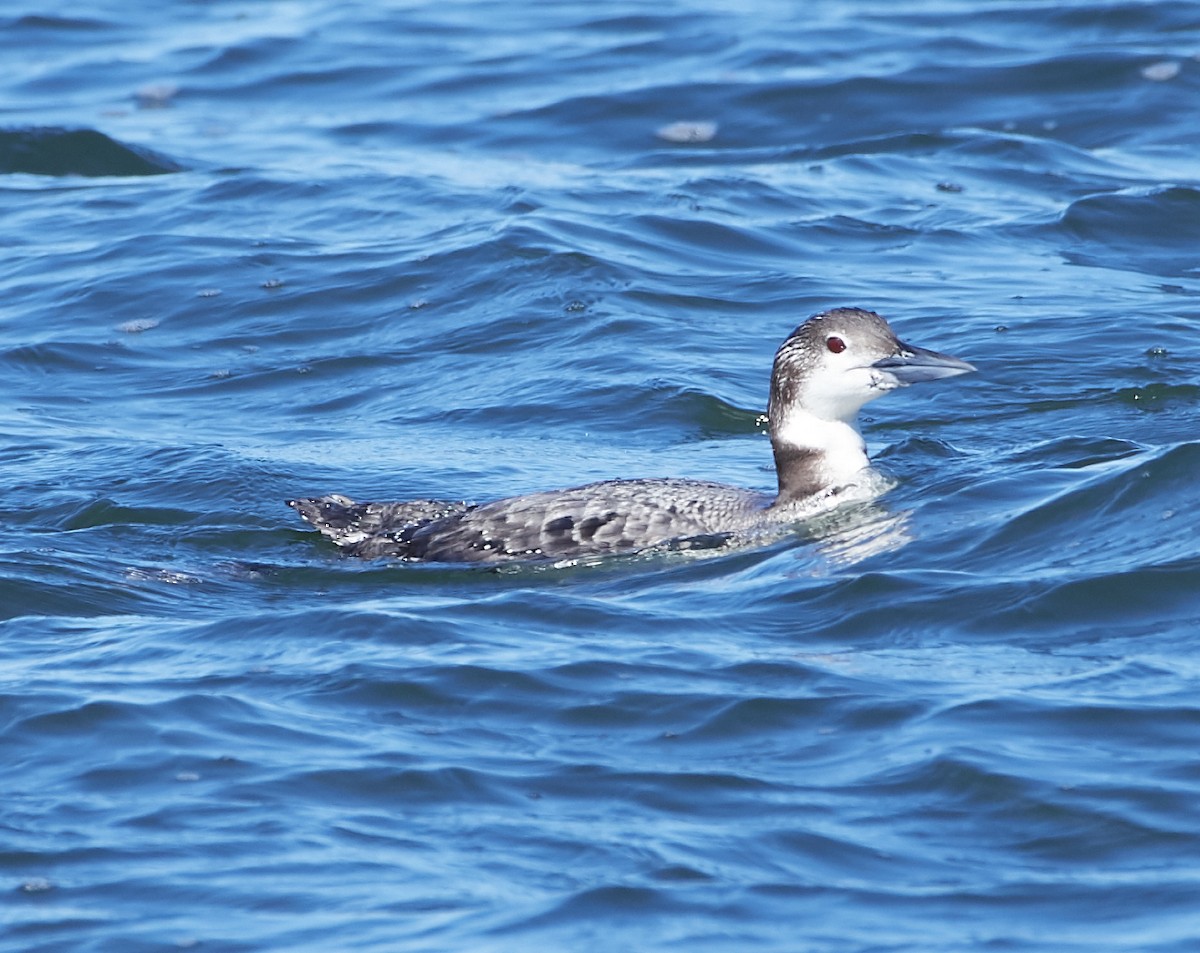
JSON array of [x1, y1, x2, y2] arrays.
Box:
[[288, 308, 974, 563]]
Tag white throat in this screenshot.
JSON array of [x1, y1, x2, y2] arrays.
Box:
[[772, 408, 871, 489]]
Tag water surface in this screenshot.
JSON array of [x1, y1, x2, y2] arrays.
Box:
[[3, 2, 1200, 951]]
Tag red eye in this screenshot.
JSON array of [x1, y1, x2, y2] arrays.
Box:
[[826, 336, 846, 354]]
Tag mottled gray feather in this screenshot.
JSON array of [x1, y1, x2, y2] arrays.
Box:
[[289, 479, 772, 562]]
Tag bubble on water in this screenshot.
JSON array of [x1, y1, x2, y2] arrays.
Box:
[[656, 121, 718, 143], [1141, 60, 1181, 81], [117, 318, 159, 333], [136, 82, 179, 108]]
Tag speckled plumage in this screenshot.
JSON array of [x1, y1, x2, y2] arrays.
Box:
[[288, 308, 974, 563], [290, 478, 771, 561]]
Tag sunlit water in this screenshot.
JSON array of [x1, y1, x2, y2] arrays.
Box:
[[3, 2, 1200, 951]]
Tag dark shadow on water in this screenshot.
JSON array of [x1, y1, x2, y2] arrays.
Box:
[[0, 127, 184, 177]]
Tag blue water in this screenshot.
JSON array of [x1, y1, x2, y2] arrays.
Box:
[[3, 1, 1200, 950]]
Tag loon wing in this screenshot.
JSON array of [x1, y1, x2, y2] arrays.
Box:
[[290, 479, 767, 563], [399, 479, 763, 563]]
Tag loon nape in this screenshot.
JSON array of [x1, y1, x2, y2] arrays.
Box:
[[288, 308, 974, 563]]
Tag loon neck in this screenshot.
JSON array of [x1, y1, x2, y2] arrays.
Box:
[[769, 410, 870, 503]]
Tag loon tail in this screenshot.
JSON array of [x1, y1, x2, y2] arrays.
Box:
[[287, 494, 473, 557]]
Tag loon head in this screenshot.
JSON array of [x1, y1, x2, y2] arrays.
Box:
[[767, 307, 975, 501]]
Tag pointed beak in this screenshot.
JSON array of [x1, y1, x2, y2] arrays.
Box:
[[872, 341, 976, 384]]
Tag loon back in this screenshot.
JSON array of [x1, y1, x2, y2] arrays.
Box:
[[289, 478, 770, 562], [288, 307, 974, 563]]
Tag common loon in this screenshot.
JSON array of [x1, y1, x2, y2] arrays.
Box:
[[288, 308, 974, 563]]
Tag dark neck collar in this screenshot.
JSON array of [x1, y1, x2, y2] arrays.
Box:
[[771, 442, 826, 502]]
